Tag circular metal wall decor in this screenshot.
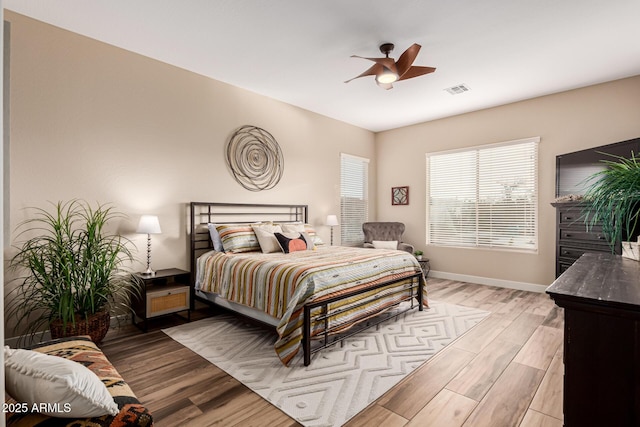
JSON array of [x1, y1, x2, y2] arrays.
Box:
[[226, 125, 284, 191]]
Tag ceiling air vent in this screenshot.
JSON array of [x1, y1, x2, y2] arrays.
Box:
[[444, 84, 470, 95]]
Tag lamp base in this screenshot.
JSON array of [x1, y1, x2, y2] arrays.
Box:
[[142, 234, 155, 276]]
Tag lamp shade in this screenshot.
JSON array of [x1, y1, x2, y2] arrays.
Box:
[[326, 215, 339, 226], [136, 215, 162, 234]]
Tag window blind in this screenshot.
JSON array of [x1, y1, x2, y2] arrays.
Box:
[[340, 153, 369, 246], [426, 137, 539, 251]]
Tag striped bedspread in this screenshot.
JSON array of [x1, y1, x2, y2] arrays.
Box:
[[195, 246, 427, 365]]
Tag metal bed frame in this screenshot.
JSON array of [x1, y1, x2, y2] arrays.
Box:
[[189, 202, 424, 366]]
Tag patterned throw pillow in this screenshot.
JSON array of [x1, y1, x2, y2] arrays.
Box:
[[215, 223, 261, 253], [275, 232, 308, 254]]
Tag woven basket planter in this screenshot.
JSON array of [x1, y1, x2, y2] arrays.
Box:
[[50, 310, 111, 344]]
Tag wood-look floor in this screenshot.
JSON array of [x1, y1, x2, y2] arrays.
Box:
[[100, 278, 564, 427]]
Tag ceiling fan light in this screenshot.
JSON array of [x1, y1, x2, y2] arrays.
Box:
[[376, 70, 399, 84]]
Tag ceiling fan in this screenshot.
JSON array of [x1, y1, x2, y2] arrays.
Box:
[[345, 43, 436, 90]]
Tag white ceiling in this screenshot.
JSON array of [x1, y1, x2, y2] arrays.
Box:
[[5, 0, 640, 132]]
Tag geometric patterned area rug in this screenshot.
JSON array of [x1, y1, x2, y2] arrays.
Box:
[[163, 300, 489, 427]]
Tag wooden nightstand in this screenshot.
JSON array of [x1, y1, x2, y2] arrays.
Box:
[[132, 268, 191, 332]]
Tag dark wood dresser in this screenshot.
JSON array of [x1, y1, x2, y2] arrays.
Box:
[[546, 253, 640, 427], [551, 201, 620, 277]]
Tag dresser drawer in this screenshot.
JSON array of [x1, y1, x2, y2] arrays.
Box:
[[558, 241, 616, 276], [553, 202, 620, 278], [558, 207, 585, 226], [146, 285, 189, 317], [558, 245, 589, 261], [559, 228, 607, 243], [558, 260, 574, 276]]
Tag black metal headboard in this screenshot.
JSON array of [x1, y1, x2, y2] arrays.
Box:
[[189, 202, 308, 284]]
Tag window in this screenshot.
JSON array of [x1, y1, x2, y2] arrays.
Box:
[[340, 153, 369, 246], [426, 137, 539, 251]]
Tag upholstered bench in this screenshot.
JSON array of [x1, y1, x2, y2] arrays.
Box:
[[5, 336, 153, 426]]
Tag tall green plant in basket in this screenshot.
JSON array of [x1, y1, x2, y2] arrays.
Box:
[[7, 200, 140, 343], [583, 153, 640, 252]]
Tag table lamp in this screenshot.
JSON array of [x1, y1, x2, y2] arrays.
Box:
[[326, 214, 339, 246], [137, 215, 161, 275]]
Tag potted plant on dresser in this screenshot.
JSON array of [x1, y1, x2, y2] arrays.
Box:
[[7, 200, 140, 344], [583, 153, 640, 259]]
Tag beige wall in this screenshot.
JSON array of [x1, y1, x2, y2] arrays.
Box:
[[376, 75, 640, 287], [5, 10, 640, 329], [4, 10, 375, 332]]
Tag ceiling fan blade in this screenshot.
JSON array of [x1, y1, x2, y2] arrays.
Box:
[[344, 63, 384, 83], [376, 81, 393, 90], [395, 43, 421, 77], [398, 65, 436, 81], [350, 56, 398, 74]]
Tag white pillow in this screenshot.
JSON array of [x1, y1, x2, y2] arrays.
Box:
[[4, 346, 119, 418], [280, 222, 305, 234], [252, 224, 283, 253], [372, 240, 398, 250]]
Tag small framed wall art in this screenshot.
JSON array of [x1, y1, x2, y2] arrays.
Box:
[[392, 186, 409, 205]]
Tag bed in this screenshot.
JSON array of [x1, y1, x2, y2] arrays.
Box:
[[190, 202, 427, 366]]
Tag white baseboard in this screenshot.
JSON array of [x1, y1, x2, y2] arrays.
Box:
[[4, 330, 51, 349], [428, 270, 548, 293], [4, 313, 132, 349]]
